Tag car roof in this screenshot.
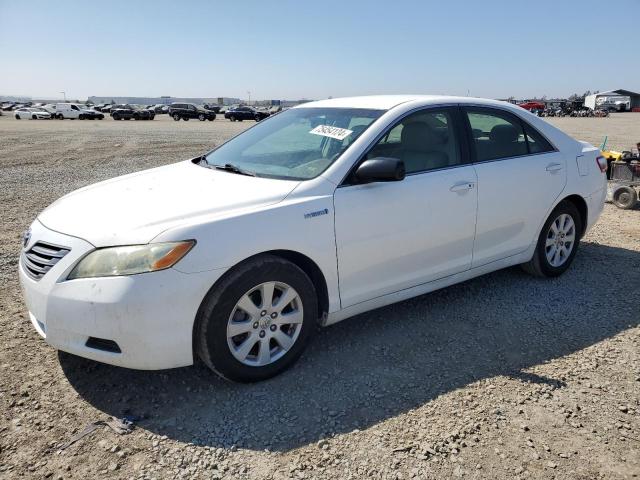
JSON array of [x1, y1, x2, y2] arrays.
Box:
[[294, 95, 514, 111]]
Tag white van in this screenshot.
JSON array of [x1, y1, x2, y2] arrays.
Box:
[[55, 103, 102, 120]]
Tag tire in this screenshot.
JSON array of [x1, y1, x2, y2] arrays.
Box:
[[79, 114, 85, 120], [183, 117, 189, 121], [522, 200, 582, 278], [195, 255, 318, 382], [57, 114, 64, 120], [15, 115, 20, 119], [198, 114, 206, 121], [113, 113, 120, 120], [149, 114, 155, 120], [32, 115, 37, 120], [173, 114, 180, 121], [133, 114, 139, 121], [255, 115, 262, 122], [612, 186, 637, 210], [230, 115, 236, 122]]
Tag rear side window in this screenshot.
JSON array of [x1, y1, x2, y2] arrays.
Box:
[[523, 123, 554, 154], [465, 108, 527, 162]]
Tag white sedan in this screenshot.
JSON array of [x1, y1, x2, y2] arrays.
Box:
[[19, 95, 607, 382], [14, 107, 52, 120]]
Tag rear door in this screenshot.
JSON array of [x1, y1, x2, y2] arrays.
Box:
[[462, 106, 566, 267]]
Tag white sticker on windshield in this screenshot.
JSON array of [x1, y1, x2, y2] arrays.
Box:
[[309, 125, 353, 141]]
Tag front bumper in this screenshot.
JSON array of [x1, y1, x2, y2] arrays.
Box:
[[18, 220, 224, 370]]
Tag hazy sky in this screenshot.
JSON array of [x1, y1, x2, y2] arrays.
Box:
[[1, 0, 639, 101]]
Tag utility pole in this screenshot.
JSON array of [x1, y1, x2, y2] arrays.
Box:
[[60, 91, 66, 101], [247, 91, 251, 104]]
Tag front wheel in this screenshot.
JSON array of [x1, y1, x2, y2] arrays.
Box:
[[195, 255, 317, 382], [229, 115, 236, 122], [522, 201, 582, 277]]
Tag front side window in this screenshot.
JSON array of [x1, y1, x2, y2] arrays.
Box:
[[365, 108, 462, 174], [71, 105, 79, 111], [465, 108, 528, 162], [203, 107, 383, 180]]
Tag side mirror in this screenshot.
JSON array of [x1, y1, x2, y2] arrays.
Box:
[[354, 157, 405, 183]]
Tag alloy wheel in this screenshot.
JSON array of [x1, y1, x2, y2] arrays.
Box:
[[545, 213, 576, 267], [226, 281, 303, 367]]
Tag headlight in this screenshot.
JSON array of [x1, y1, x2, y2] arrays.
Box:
[[67, 241, 195, 280]]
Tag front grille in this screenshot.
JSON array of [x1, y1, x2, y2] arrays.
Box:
[[22, 241, 70, 280]]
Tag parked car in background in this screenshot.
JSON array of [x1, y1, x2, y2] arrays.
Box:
[[14, 107, 52, 120], [518, 101, 546, 111], [93, 103, 110, 112], [203, 103, 221, 113], [110, 104, 155, 120], [149, 104, 169, 114], [224, 105, 269, 122], [40, 104, 57, 115], [168, 103, 216, 121], [55, 103, 104, 120], [17, 95, 607, 382]]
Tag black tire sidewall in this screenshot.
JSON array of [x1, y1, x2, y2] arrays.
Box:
[[535, 201, 582, 277], [613, 187, 637, 209], [197, 256, 317, 382]]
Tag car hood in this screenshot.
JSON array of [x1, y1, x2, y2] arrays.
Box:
[[38, 160, 300, 247]]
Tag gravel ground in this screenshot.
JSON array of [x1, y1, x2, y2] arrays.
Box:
[[0, 113, 639, 480]]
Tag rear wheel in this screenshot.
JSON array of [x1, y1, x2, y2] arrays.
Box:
[[195, 255, 317, 382], [32, 114, 38, 120], [113, 113, 121, 120], [522, 201, 582, 277], [173, 113, 180, 121], [198, 114, 206, 121], [229, 115, 236, 122], [15, 114, 20, 119], [612, 186, 638, 209]]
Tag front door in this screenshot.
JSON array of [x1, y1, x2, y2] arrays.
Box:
[[334, 107, 478, 308]]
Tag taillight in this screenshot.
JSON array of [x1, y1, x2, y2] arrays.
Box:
[[596, 155, 607, 173]]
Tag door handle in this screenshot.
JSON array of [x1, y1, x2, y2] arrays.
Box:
[[546, 163, 563, 172], [450, 182, 475, 192]]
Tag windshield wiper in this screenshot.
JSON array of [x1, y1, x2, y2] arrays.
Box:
[[213, 163, 256, 177]]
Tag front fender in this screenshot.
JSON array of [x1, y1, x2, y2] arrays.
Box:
[[153, 196, 341, 313]]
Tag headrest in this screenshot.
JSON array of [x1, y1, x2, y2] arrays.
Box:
[[400, 122, 442, 151], [489, 124, 518, 143]]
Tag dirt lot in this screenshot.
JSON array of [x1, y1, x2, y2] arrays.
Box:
[[0, 113, 639, 480]]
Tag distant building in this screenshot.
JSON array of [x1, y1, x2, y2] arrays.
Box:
[[584, 89, 640, 112], [87, 96, 242, 106]]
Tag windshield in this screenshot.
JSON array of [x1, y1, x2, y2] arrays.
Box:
[[204, 107, 383, 180]]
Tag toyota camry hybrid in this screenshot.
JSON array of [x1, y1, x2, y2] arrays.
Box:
[[19, 95, 607, 382]]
